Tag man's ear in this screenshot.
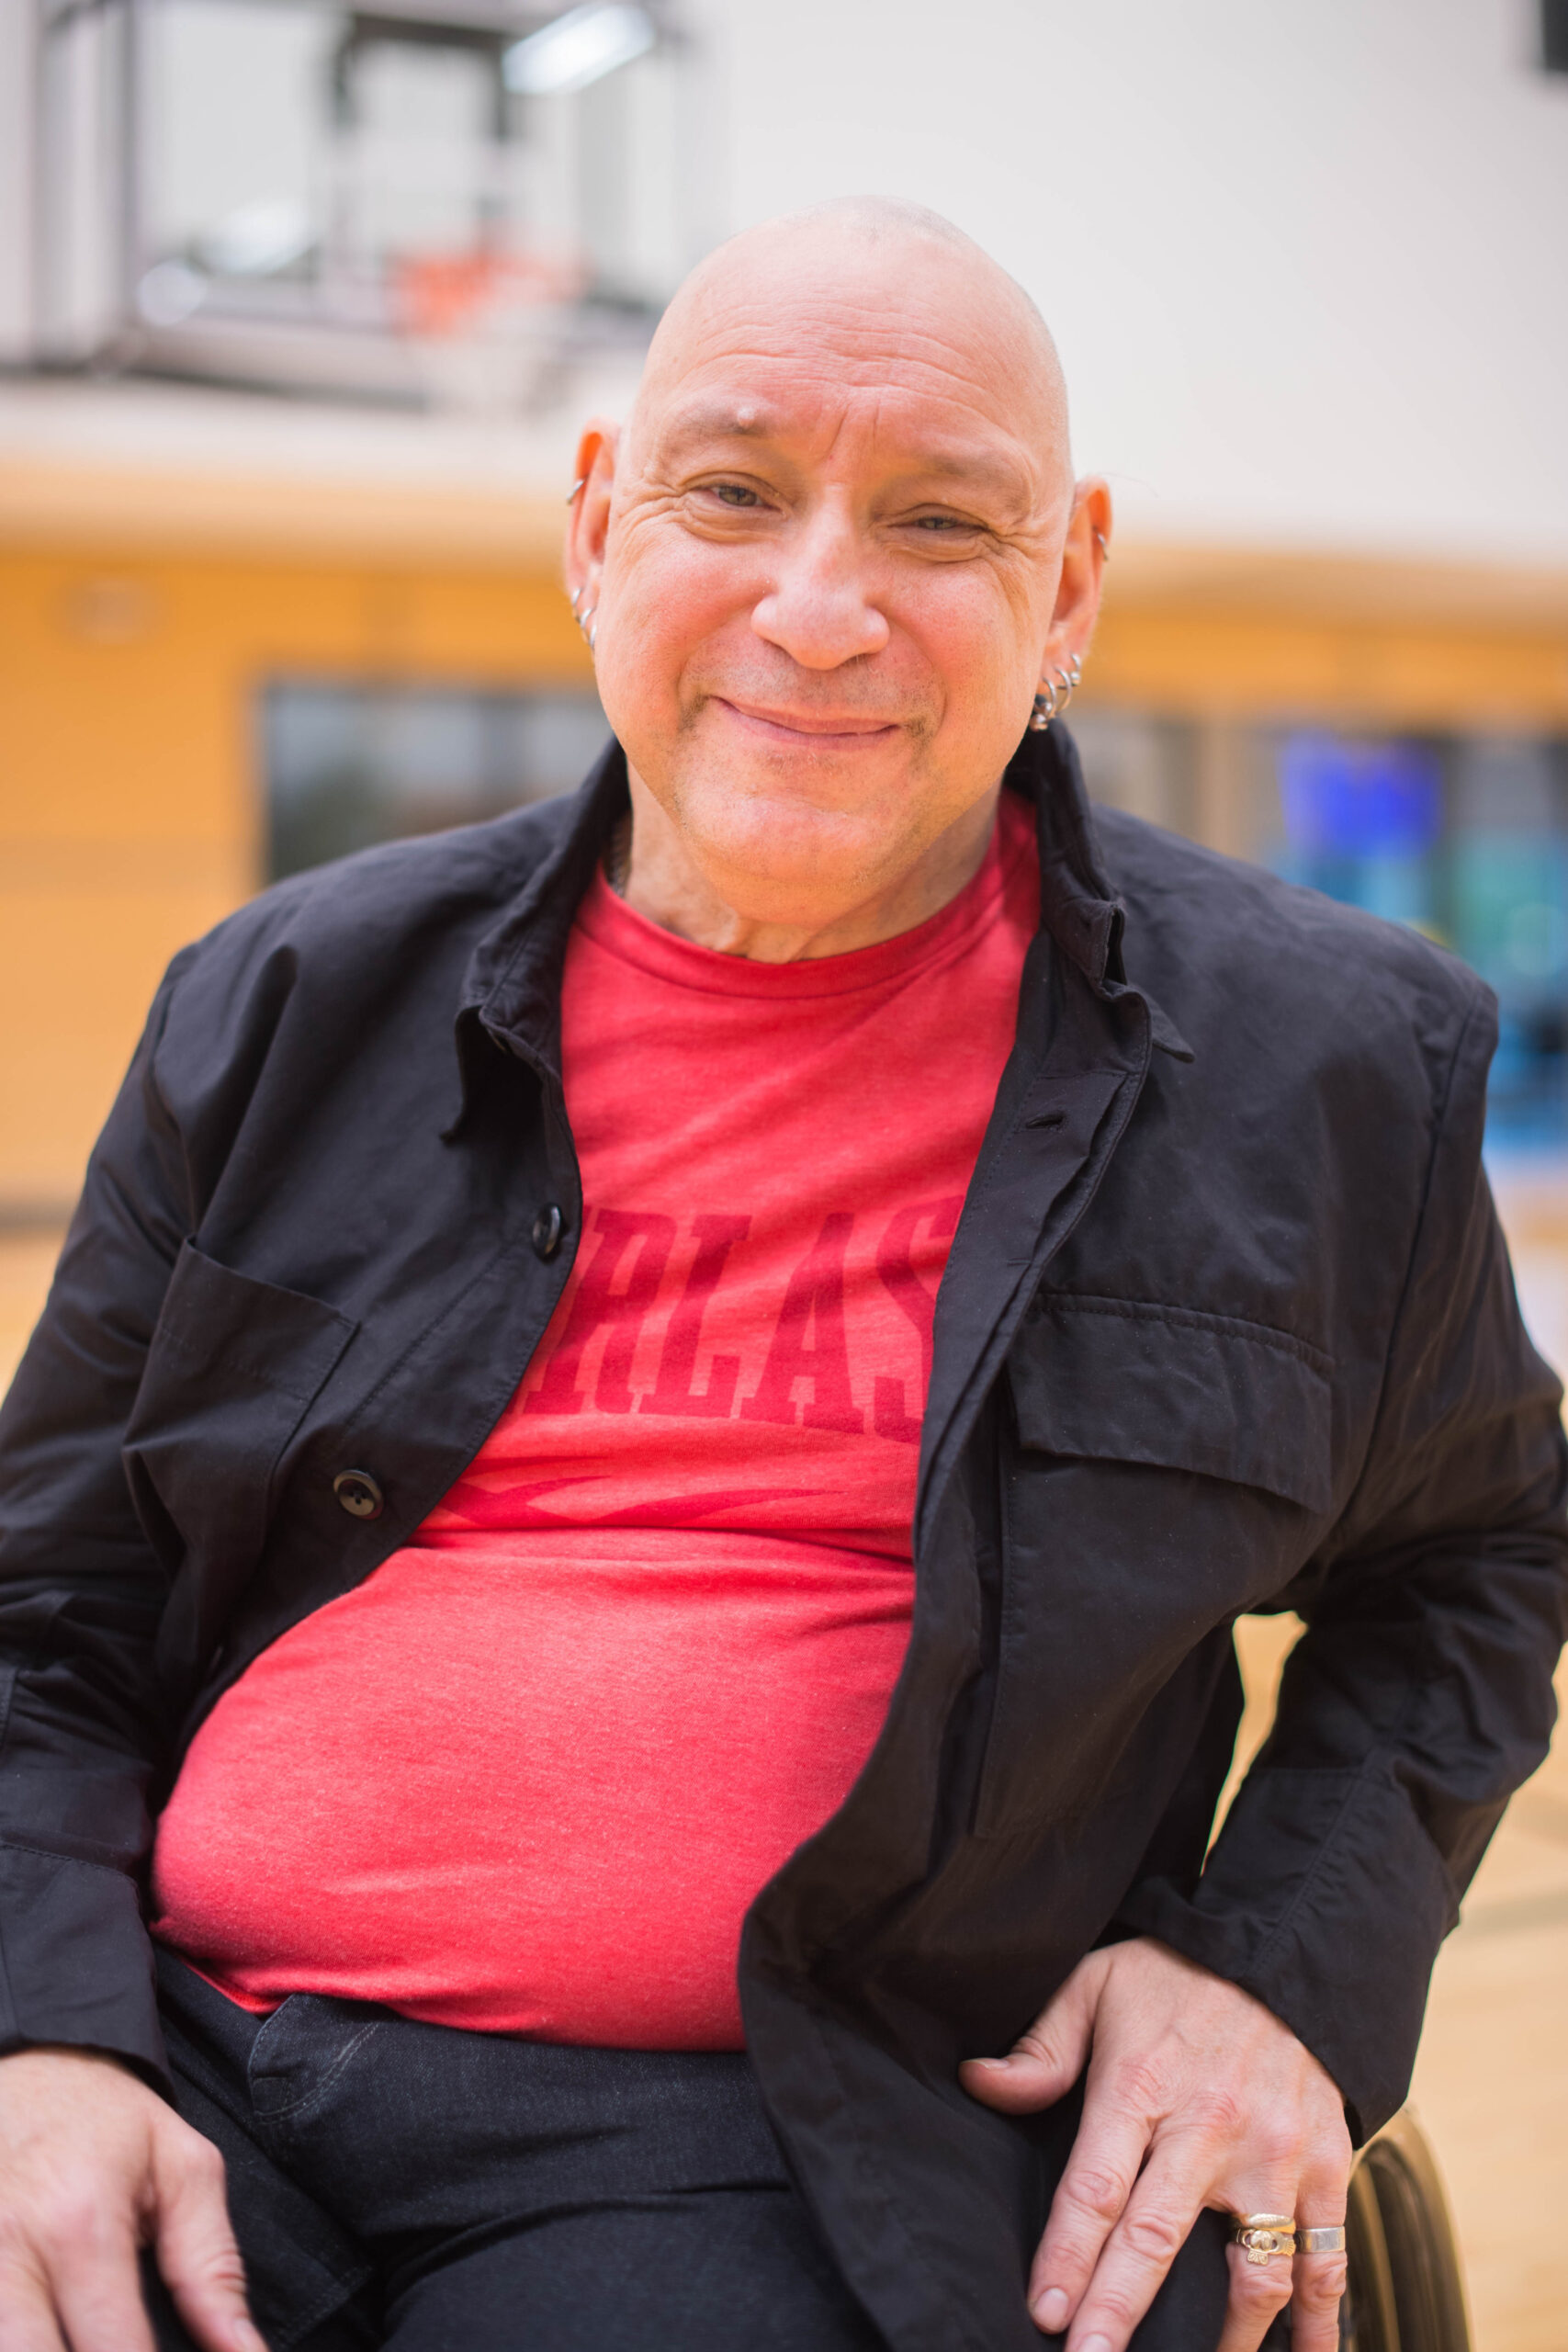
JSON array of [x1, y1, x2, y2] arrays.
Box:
[[1041, 475, 1112, 674], [564, 418, 621, 602]]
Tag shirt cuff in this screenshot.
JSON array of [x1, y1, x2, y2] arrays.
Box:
[[0, 1842, 170, 2097], [1113, 1760, 1460, 2143]]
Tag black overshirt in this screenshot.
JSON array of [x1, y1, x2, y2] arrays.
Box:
[[1, 724, 1563, 2352]]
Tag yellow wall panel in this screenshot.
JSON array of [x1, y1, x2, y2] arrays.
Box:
[[1088, 604, 1568, 730], [0, 544, 592, 1208], [0, 880, 238, 1202]]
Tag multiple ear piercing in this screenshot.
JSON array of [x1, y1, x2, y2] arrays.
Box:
[[1030, 652, 1082, 730], [567, 477, 596, 650], [1029, 528, 1104, 723], [568, 477, 597, 647], [1032, 520, 1100, 724], [569, 582, 597, 653]]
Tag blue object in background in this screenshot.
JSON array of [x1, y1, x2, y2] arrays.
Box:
[[1267, 728, 1568, 1148], [1271, 731, 1444, 933], [1452, 831, 1568, 1146], [1279, 731, 1444, 861]]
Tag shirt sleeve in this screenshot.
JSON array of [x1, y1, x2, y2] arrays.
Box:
[[0, 953, 197, 2093], [1115, 985, 1568, 2142]]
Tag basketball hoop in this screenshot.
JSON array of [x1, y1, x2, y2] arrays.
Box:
[[392, 242, 589, 415], [394, 245, 585, 338]]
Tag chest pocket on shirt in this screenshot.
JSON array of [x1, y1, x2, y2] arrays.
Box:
[[974, 1293, 1334, 1839], [124, 1240, 358, 1684]]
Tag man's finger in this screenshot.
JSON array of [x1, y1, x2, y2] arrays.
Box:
[[1039, 2144, 1212, 2351], [1285, 2144, 1350, 2352], [1214, 2239, 1298, 2352], [33, 2217, 156, 2352], [1021, 2093, 1158, 2336], [960, 1953, 1105, 2116], [0, 2249, 73, 2352], [150, 2128, 268, 2352], [1211, 2180, 1304, 2352], [1288, 2241, 1351, 2352]]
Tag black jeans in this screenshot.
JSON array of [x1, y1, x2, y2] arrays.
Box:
[[146, 1949, 1275, 2351]]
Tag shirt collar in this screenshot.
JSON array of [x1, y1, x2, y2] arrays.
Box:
[[457, 719, 1192, 1093]]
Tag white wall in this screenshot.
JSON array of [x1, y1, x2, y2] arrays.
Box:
[[3, 0, 1564, 568], [686, 0, 1568, 567]]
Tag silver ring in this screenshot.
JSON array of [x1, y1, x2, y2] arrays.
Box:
[[1296, 2226, 1346, 2256]]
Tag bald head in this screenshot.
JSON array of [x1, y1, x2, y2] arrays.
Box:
[[626, 197, 1071, 495]]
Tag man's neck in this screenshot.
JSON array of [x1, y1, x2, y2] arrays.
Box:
[[615, 770, 1002, 964]]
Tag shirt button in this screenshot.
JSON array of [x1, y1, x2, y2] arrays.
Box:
[[333, 1468, 385, 1521], [532, 1204, 564, 1261]]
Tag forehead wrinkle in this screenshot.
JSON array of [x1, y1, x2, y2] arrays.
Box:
[[710, 255, 1043, 365], [678, 298, 1041, 402], [638, 347, 1058, 500], [847, 377, 1030, 508], [645, 345, 1055, 458]]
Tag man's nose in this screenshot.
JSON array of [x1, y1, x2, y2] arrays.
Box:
[[750, 514, 891, 670]]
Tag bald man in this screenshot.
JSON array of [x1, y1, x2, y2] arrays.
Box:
[[0, 200, 1562, 2352]]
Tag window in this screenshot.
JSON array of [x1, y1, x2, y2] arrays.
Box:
[[262, 678, 608, 879], [1078, 713, 1568, 1146], [1262, 728, 1568, 1145]]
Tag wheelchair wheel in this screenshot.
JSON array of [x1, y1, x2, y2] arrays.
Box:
[[1339, 2109, 1472, 2352]]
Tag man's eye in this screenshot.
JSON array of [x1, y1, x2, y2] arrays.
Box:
[[710, 483, 761, 507], [910, 514, 973, 532]]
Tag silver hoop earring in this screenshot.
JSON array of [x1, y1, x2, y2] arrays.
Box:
[[576, 602, 597, 650], [1094, 529, 1111, 562], [1029, 679, 1061, 731], [1029, 653, 1084, 730], [566, 478, 586, 504]]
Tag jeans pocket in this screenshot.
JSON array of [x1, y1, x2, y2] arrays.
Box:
[[248, 1993, 389, 2131]]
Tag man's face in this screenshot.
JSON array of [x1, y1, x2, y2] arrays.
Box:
[[571, 225, 1097, 928]]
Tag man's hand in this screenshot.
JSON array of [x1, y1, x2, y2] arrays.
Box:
[[960, 1938, 1351, 2352], [0, 2047, 266, 2352]]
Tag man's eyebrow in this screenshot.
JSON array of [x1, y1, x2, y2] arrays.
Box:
[[658, 402, 784, 449], [655, 409, 1033, 503], [900, 447, 1032, 501]]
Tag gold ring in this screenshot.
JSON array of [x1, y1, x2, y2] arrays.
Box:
[[1296, 2225, 1346, 2255], [1230, 2213, 1297, 2266]]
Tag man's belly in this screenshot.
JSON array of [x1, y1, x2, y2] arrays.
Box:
[[150, 1530, 912, 2047]]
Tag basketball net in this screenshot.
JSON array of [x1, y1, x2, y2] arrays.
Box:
[[393, 243, 588, 414]]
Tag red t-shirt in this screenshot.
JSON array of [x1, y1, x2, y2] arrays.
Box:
[[151, 790, 1039, 2045]]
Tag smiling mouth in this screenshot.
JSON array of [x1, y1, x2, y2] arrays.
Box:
[[713, 697, 901, 744]]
